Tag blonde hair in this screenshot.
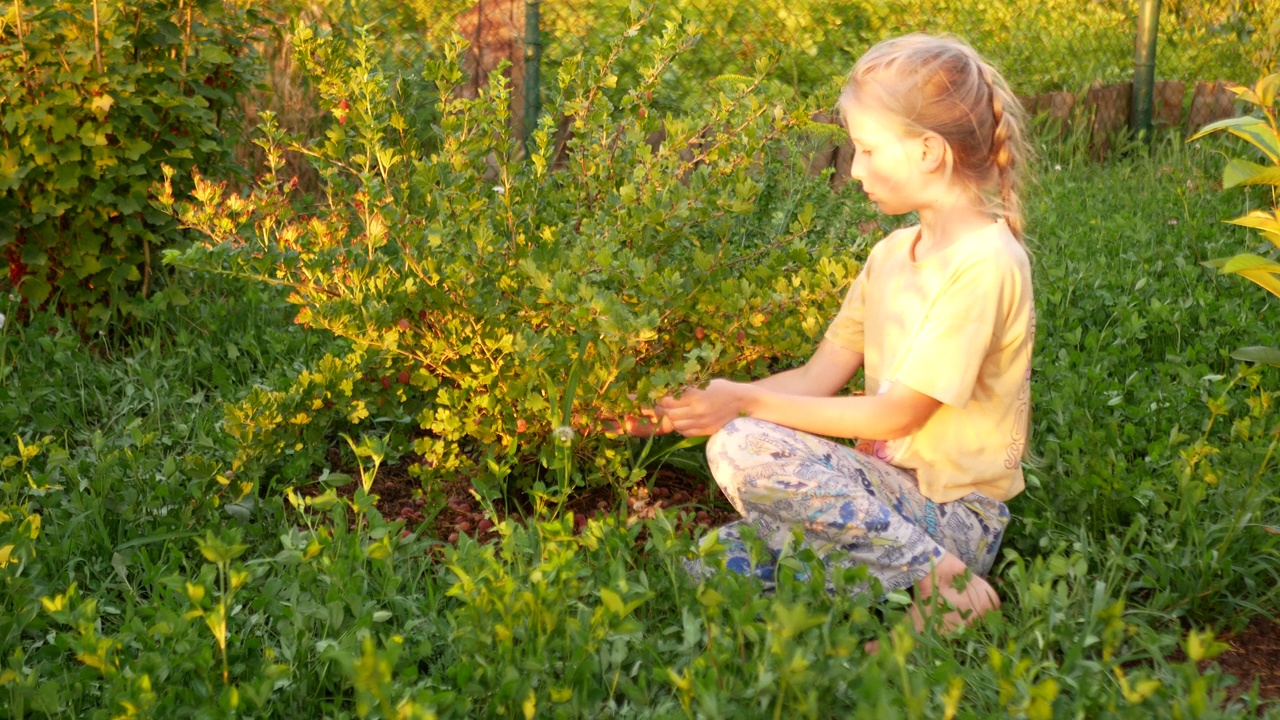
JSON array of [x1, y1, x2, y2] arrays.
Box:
[[840, 34, 1030, 241]]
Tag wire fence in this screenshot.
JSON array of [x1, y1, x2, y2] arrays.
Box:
[[453, 0, 1277, 147]]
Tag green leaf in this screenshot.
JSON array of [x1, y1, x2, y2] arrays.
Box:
[[1230, 346, 1280, 367], [1217, 253, 1280, 299], [20, 275, 52, 305], [90, 94, 115, 118], [1222, 158, 1280, 189], [1187, 115, 1261, 142], [1225, 209, 1280, 250], [1257, 73, 1280, 108], [1226, 118, 1280, 164], [321, 471, 353, 487], [599, 587, 625, 616]]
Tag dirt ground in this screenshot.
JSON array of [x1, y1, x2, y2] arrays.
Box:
[[1171, 615, 1280, 709]]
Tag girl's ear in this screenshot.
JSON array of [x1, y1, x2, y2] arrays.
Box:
[[918, 132, 950, 175]]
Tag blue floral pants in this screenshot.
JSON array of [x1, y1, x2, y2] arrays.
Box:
[[686, 418, 1009, 594]]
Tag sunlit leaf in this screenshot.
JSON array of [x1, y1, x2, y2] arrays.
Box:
[[1224, 209, 1280, 251], [1217, 253, 1280, 298], [1187, 115, 1264, 142], [1255, 73, 1280, 107], [1222, 158, 1280, 189]]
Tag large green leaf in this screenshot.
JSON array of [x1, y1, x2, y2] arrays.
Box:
[[1222, 158, 1280, 189], [1261, 73, 1280, 108], [1225, 209, 1280, 250], [1233, 73, 1280, 108], [1217, 253, 1280, 299], [1188, 116, 1279, 164], [1230, 345, 1280, 367], [1188, 115, 1261, 141]]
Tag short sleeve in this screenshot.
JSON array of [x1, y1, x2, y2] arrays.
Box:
[[824, 265, 868, 352], [891, 261, 1005, 407]]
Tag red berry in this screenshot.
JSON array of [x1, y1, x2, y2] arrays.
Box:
[[380, 376, 391, 390], [694, 326, 706, 340], [516, 419, 528, 433], [398, 318, 410, 332], [736, 330, 746, 344], [448, 532, 459, 543], [477, 519, 494, 532], [397, 370, 410, 385]]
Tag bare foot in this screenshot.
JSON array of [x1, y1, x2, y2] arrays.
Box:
[[908, 552, 1000, 635]]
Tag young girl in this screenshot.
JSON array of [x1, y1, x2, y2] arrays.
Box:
[[644, 33, 1034, 635]]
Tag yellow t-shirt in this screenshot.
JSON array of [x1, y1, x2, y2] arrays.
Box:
[[825, 221, 1035, 504]]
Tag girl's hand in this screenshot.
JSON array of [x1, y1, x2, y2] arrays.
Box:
[[656, 379, 754, 437], [604, 408, 675, 437], [599, 396, 675, 437]]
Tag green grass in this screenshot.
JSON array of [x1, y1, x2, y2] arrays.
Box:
[[2, 136, 1279, 717]]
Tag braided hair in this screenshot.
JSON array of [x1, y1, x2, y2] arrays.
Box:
[[841, 34, 1030, 242]]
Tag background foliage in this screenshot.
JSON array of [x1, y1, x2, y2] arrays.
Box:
[[0, 0, 261, 326]]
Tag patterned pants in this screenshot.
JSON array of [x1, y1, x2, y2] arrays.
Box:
[[687, 418, 1009, 594]]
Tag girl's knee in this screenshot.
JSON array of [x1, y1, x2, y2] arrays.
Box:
[[707, 416, 774, 456]]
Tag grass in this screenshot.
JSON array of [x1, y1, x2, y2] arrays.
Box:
[[2, 134, 1279, 717]]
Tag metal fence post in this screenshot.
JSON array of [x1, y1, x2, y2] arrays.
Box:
[[523, 0, 541, 151], [1130, 0, 1161, 140]]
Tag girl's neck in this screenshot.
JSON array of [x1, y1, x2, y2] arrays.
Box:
[[912, 201, 996, 261]]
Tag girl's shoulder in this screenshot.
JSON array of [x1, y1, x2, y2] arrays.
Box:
[[866, 225, 921, 264]]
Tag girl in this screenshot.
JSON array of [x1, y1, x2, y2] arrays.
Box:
[[645, 33, 1034, 635]]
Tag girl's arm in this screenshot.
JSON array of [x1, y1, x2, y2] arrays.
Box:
[[750, 340, 864, 396], [657, 377, 941, 441], [614, 341, 864, 437]]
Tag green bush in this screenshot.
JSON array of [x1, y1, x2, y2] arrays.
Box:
[[163, 21, 870, 495], [0, 0, 261, 327]]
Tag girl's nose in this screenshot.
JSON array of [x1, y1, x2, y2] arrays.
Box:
[[849, 152, 864, 182]]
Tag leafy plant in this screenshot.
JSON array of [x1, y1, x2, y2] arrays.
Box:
[[162, 19, 867, 495], [0, 0, 261, 328], [1188, 72, 1280, 366]]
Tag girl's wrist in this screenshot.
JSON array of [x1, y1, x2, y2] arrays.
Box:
[[736, 382, 764, 419]]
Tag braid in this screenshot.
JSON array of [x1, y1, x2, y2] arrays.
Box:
[[980, 63, 1025, 242]]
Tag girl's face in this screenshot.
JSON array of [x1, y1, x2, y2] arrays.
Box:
[[841, 100, 927, 216]]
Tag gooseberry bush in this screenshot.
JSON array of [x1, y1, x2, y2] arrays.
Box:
[[162, 18, 869, 496]]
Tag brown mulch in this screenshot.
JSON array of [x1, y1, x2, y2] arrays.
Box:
[[297, 448, 738, 549]]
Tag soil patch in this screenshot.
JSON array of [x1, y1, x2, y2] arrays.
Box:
[[297, 449, 739, 547], [1170, 615, 1280, 711]]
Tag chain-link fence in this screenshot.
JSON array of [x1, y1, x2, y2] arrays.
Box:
[[243, 0, 1278, 171], [454, 0, 1276, 148]]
